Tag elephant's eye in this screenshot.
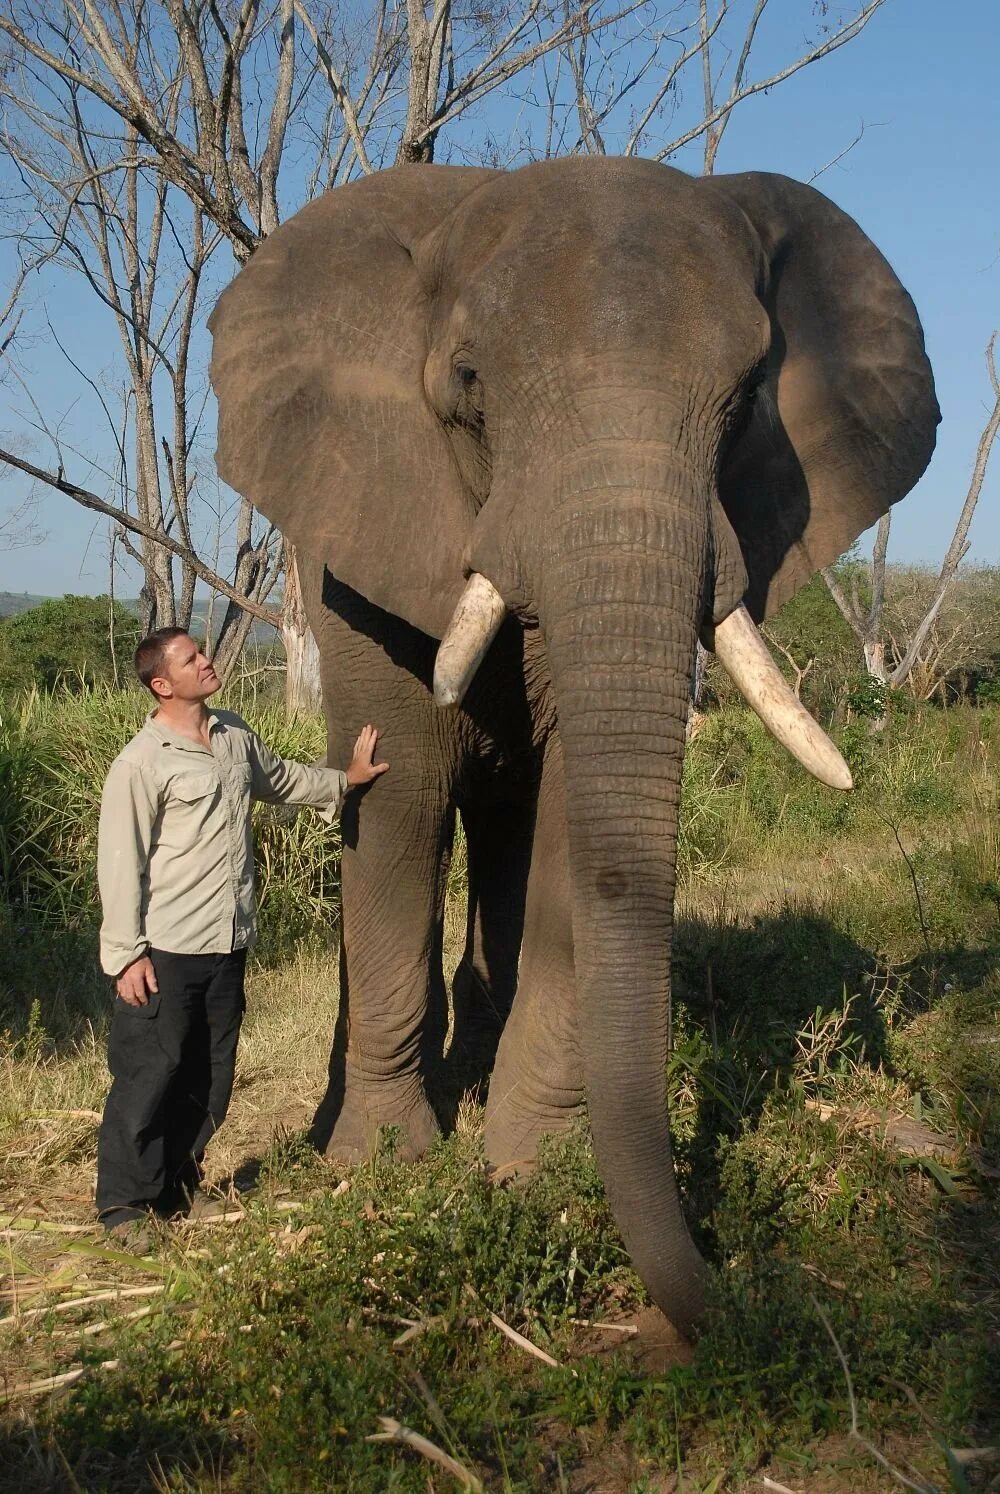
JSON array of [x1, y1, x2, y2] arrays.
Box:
[[455, 363, 477, 386]]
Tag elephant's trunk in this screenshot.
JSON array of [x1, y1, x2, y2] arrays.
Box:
[[537, 472, 710, 1335]]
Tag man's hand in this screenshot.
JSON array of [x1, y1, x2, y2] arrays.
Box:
[[345, 724, 390, 787], [116, 955, 158, 1007]]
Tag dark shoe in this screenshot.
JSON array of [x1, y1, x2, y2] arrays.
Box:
[[184, 1190, 243, 1224], [100, 1207, 154, 1254]]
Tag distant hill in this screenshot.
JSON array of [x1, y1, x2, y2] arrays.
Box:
[[0, 592, 49, 619]]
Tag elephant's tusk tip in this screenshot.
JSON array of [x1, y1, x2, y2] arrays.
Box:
[[826, 759, 854, 792], [433, 681, 462, 710], [433, 573, 508, 711]]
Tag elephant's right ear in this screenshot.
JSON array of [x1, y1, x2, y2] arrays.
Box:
[[701, 172, 940, 620], [209, 165, 496, 640]]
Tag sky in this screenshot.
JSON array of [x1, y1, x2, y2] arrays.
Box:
[[0, 0, 997, 600]]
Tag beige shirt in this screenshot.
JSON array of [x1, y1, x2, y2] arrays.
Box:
[[97, 709, 346, 975]]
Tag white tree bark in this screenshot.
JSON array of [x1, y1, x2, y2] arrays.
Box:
[[281, 546, 323, 713]]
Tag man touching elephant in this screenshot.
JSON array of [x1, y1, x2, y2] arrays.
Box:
[[95, 627, 388, 1240]]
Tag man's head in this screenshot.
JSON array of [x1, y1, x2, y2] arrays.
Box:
[[135, 629, 221, 704]]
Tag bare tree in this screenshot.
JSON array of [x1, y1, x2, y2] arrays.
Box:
[[1, 0, 892, 705], [880, 564, 1000, 702], [823, 334, 1000, 701], [0, 491, 44, 552]]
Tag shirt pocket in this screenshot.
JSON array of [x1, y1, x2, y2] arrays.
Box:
[[172, 771, 219, 805]]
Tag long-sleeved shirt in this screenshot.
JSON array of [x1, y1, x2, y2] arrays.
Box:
[[97, 708, 347, 975]]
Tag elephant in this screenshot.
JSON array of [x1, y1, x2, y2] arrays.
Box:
[[209, 157, 938, 1336]]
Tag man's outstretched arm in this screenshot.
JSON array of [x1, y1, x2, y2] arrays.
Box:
[[248, 722, 389, 820]]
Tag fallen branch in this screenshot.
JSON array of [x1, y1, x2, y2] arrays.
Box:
[[570, 1318, 639, 1335], [72, 1305, 155, 1338], [804, 1099, 960, 1162], [464, 1285, 560, 1368], [393, 1315, 446, 1347], [367, 1416, 484, 1491], [812, 1294, 934, 1493], [21, 1109, 102, 1122], [1, 1284, 164, 1329], [4, 1359, 119, 1399], [3, 1340, 183, 1403]]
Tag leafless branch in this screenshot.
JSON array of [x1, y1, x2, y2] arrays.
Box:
[[0, 446, 281, 627]]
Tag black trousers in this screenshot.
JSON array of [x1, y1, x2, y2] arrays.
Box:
[[96, 948, 247, 1217]]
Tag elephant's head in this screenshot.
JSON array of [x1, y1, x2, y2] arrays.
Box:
[[209, 159, 938, 1333]]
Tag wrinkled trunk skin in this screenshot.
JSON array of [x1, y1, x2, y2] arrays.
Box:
[[537, 473, 710, 1335]]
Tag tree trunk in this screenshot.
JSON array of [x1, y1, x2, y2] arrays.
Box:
[[282, 544, 322, 713], [863, 637, 887, 682]]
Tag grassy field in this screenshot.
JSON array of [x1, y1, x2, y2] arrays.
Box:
[[1, 693, 998, 1491]]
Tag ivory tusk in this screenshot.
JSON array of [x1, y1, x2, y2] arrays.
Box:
[[433, 573, 507, 709], [708, 604, 854, 791]]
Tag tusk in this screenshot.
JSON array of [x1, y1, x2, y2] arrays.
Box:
[[707, 605, 853, 791], [433, 573, 507, 709]]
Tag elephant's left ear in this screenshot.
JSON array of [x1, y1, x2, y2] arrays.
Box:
[[209, 165, 496, 640], [701, 172, 940, 619]]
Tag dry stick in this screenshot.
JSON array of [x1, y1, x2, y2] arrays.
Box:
[[569, 1318, 638, 1335], [464, 1285, 560, 1368], [5, 1341, 184, 1403], [2, 1285, 164, 1329], [760, 1479, 798, 1494], [53, 1306, 157, 1340], [811, 1294, 935, 1494], [4, 1359, 121, 1400], [366, 1417, 484, 1492], [21, 1109, 102, 1122], [393, 1316, 445, 1347]]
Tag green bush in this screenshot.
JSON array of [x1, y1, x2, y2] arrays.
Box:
[[0, 595, 140, 692]]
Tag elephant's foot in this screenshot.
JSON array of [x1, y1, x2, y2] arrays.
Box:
[[320, 1071, 440, 1165], [483, 1082, 584, 1177]]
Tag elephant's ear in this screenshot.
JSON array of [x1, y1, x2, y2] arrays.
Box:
[[701, 172, 940, 620], [209, 165, 496, 639]]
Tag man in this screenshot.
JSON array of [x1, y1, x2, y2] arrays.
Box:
[[96, 627, 388, 1236]]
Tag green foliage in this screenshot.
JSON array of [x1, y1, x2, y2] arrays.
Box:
[[0, 595, 139, 692], [843, 671, 891, 720], [8, 1068, 999, 1488], [678, 701, 995, 885]]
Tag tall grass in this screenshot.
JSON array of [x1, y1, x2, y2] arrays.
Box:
[[677, 701, 999, 884]]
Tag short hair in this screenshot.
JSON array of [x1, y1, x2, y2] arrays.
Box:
[[134, 627, 190, 696]]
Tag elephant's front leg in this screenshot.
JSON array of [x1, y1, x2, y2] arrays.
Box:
[[311, 766, 453, 1163], [485, 733, 584, 1168], [304, 572, 456, 1163]]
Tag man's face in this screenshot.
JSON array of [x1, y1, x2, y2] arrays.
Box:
[[153, 635, 221, 703]]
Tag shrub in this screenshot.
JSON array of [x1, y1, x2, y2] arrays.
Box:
[[0, 595, 140, 692]]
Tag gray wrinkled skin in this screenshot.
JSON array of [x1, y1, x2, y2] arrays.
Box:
[[210, 158, 939, 1335]]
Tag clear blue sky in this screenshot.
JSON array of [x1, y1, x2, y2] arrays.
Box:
[[1, 0, 997, 599]]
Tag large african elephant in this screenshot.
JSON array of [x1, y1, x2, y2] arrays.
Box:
[[209, 158, 938, 1335]]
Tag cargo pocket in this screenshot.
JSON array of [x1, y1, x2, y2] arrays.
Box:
[[173, 771, 218, 804]]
